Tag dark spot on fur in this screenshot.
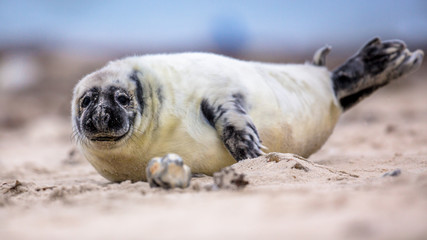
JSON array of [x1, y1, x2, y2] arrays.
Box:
[[129, 71, 144, 114], [215, 105, 227, 122], [234, 106, 246, 114], [156, 87, 164, 105], [201, 99, 215, 128], [246, 122, 260, 139], [232, 93, 244, 102], [223, 125, 235, 141], [232, 93, 246, 113]]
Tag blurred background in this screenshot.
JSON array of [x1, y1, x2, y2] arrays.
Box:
[[0, 0, 426, 128]]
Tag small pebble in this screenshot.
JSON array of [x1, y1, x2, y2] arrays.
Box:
[[382, 169, 402, 177], [291, 162, 310, 172]]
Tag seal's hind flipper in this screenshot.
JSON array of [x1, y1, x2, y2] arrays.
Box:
[[201, 93, 265, 161], [312, 45, 331, 66], [332, 37, 424, 110]]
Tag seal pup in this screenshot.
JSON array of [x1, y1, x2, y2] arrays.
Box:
[[71, 38, 423, 182]]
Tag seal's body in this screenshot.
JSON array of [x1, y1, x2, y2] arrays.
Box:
[[72, 38, 423, 182]]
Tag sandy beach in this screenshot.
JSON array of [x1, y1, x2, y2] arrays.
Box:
[[1, 66, 426, 240]]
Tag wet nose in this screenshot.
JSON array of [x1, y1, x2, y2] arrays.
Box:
[[93, 106, 111, 131]]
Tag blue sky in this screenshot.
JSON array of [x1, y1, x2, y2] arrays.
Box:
[[0, 0, 426, 53]]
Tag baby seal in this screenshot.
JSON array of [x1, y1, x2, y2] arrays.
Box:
[[71, 38, 423, 182]]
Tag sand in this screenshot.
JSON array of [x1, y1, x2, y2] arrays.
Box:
[[1, 70, 427, 240]]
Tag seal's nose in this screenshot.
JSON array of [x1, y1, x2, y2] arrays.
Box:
[[93, 105, 111, 131]]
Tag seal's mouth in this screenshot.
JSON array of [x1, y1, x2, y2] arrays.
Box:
[[90, 134, 127, 142], [85, 125, 132, 144]]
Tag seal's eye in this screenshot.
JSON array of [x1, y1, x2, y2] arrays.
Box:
[[116, 94, 130, 106], [81, 96, 91, 108]]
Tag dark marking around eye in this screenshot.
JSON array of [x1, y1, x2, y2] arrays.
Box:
[[88, 87, 99, 93], [81, 96, 91, 108], [78, 87, 99, 116], [117, 95, 130, 106]]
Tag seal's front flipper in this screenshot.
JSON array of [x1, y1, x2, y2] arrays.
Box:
[[332, 37, 424, 110], [201, 93, 265, 161]]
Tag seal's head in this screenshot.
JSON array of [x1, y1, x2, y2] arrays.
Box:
[[71, 62, 145, 149]]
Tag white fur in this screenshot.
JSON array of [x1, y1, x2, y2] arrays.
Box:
[[72, 52, 342, 181]]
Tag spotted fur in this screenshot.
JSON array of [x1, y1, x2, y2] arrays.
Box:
[[201, 93, 265, 161]]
